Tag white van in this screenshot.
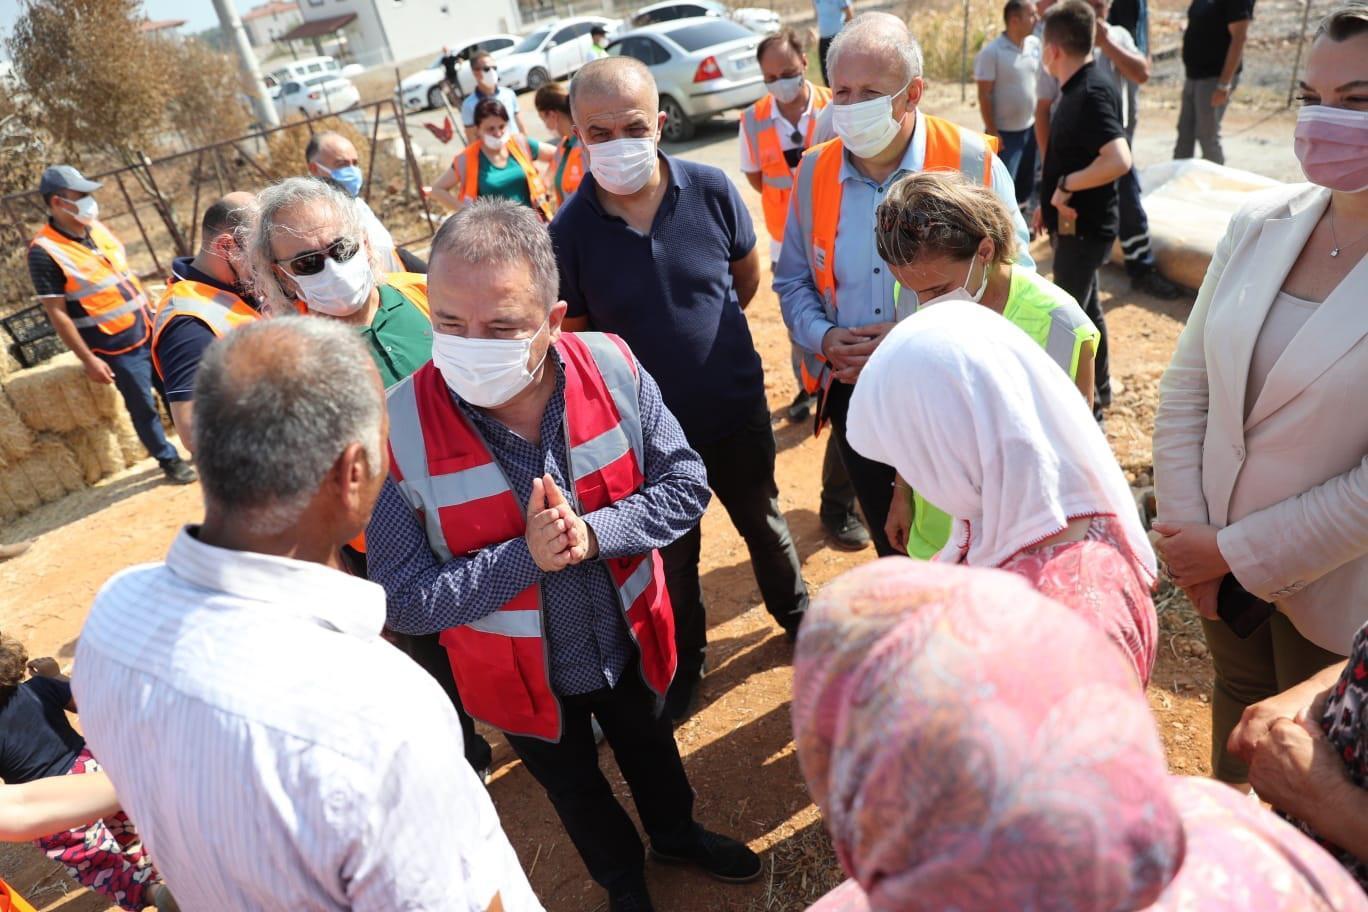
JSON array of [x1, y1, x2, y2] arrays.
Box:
[[270, 56, 341, 83]]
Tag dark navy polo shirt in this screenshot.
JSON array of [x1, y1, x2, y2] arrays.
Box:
[[155, 256, 258, 401], [550, 153, 762, 447]]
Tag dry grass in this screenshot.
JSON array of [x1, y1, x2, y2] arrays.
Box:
[[746, 824, 845, 911], [0, 389, 35, 467], [905, 0, 1001, 83]]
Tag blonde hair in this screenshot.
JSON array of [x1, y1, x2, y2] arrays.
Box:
[[0, 632, 28, 695], [875, 171, 1019, 268]]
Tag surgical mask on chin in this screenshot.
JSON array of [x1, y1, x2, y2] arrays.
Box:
[[329, 164, 364, 197], [294, 250, 374, 317], [767, 75, 805, 105], [66, 196, 99, 226], [431, 320, 549, 408], [483, 132, 510, 153], [1294, 105, 1368, 193], [832, 83, 909, 159], [587, 137, 657, 195], [915, 254, 991, 308]]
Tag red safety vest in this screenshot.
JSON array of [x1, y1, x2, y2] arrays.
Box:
[[385, 332, 677, 742], [29, 221, 150, 355], [458, 137, 556, 222]]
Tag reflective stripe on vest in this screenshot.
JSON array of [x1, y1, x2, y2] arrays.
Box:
[[458, 137, 556, 222], [30, 221, 148, 340], [150, 279, 259, 380], [385, 332, 674, 741], [742, 84, 832, 243]]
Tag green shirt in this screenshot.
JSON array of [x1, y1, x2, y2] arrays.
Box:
[[476, 138, 541, 207], [359, 283, 433, 388]]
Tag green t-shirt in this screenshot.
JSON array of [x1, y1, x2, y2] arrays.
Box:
[[476, 138, 541, 207], [359, 283, 433, 388]]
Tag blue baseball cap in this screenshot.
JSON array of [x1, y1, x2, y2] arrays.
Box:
[[38, 165, 102, 196]]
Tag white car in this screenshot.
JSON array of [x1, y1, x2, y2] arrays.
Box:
[[395, 34, 519, 112], [270, 55, 342, 84], [274, 73, 361, 119], [496, 16, 620, 91], [629, 0, 781, 35]]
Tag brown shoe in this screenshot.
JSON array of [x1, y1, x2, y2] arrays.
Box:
[[0, 540, 33, 562]]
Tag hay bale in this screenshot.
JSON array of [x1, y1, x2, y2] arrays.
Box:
[[63, 424, 126, 482], [87, 375, 121, 421], [62, 428, 103, 485], [113, 409, 145, 465], [0, 462, 40, 514], [0, 486, 17, 523], [5, 353, 91, 433], [0, 390, 35, 467], [16, 436, 86, 504], [0, 343, 20, 381]]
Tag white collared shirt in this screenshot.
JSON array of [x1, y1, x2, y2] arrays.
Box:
[[73, 527, 542, 912]]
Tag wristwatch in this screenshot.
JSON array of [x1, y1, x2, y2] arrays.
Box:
[[1217, 82, 1233, 92]]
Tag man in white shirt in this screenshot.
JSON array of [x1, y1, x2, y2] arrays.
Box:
[[461, 51, 528, 143], [304, 131, 422, 274], [975, 0, 1042, 208], [73, 317, 540, 912]]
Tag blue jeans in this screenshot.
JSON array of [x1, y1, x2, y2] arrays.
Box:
[[102, 343, 177, 463], [997, 127, 1037, 206]]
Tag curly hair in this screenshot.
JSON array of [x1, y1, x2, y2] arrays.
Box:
[[0, 632, 29, 696]]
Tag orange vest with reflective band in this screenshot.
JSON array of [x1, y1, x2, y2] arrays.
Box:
[[150, 278, 259, 381], [552, 138, 585, 206], [741, 84, 832, 243], [458, 138, 556, 222], [792, 115, 999, 399], [386, 332, 677, 742], [29, 221, 150, 355]]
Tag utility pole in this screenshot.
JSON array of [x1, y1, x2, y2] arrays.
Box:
[[211, 0, 280, 128]]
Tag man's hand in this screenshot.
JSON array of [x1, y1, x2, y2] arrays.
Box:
[[1249, 715, 1350, 824], [885, 481, 913, 555], [1152, 521, 1230, 588], [821, 323, 896, 383], [1050, 187, 1077, 225], [1030, 205, 1045, 238], [543, 474, 595, 564], [1181, 577, 1221, 621], [1212, 87, 1231, 107], [1229, 682, 1322, 765], [525, 474, 596, 572], [83, 357, 115, 385], [27, 657, 61, 678]]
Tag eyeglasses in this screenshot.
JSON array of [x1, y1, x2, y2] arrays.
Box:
[[275, 237, 359, 277]]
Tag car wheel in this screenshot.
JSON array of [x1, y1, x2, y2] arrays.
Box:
[[427, 85, 445, 109], [659, 95, 695, 143], [527, 67, 549, 90]]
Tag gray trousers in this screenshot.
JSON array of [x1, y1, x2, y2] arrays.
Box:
[[1175, 76, 1235, 165]]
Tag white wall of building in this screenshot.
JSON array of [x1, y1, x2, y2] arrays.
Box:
[[375, 0, 523, 65], [243, 5, 304, 46]]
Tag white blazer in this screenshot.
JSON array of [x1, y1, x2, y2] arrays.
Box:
[[1153, 183, 1368, 653]]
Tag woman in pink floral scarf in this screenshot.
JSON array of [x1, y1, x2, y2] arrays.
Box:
[[793, 558, 1368, 912]]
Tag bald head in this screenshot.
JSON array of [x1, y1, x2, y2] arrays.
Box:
[[827, 12, 924, 87], [201, 191, 255, 251], [305, 131, 359, 172], [569, 56, 658, 121]]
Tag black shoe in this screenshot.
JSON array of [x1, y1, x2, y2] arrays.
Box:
[[160, 458, 197, 485], [786, 390, 812, 423], [651, 826, 762, 883], [822, 512, 871, 551], [608, 878, 656, 912], [665, 674, 702, 723], [1131, 268, 1184, 300]]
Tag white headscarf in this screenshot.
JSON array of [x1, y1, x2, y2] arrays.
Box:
[[847, 300, 1156, 583]]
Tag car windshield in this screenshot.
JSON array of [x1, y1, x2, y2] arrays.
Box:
[[665, 20, 749, 51], [511, 28, 550, 53]]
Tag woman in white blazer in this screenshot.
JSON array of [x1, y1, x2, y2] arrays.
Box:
[[1152, 4, 1368, 785]]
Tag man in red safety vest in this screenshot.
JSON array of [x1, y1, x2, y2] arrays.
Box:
[[366, 198, 761, 912]]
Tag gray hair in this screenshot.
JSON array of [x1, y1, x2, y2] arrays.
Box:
[[429, 198, 559, 313], [826, 12, 925, 86], [246, 177, 378, 315], [192, 317, 384, 535]]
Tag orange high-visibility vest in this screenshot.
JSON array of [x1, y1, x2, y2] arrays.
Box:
[[740, 83, 832, 243], [386, 332, 677, 742], [791, 115, 998, 399], [150, 278, 259, 381], [457, 137, 556, 222], [29, 221, 150, 355], [551, 137, 586, 206], [0, 878, 37, 912]]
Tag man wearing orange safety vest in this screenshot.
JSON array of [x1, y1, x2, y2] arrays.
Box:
[[775, 13, 1033, 556], [368, 200, 761, 912], [151, 192, 260, 451], [27, 166, 196, 485]]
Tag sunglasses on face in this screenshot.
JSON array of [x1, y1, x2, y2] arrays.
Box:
[[476, 65, 498, 73], [275, 237, 359, 277]]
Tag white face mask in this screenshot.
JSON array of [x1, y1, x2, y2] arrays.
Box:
[[587, 136, 657, 195], [767, 75, 806, 105], [292, 247, 374, 316], [65, 195, 98, 226], [478, 68, 498, 89], [431, 319, 549, 408], [832, 83, 910, 159], [916, 253, 991, 308], [483, 132, 510, 152]]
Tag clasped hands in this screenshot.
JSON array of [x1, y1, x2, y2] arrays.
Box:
[[820, 322, 896, 384], [525, 473, 598, 572], [1151, 521, 1230, 619]]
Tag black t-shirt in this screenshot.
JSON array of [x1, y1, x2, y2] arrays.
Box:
[[1041, 62, 1126, 240], [1109, 0, 1145, 54], [0, 677, 85, 783], [1182, 0, 1255, 79]]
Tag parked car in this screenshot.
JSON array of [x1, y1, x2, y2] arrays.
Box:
[[395, 34, 519, 111], [274, 73, 362, 119], [270, 55, 342, 84], [496, 16, 620, 91], [608, 19, 763, 142], [629, 0, 781, 35]]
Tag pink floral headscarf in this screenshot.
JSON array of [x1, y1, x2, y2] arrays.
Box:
[[794, 558, 1368, 912]]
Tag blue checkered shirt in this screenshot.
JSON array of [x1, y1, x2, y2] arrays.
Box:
[[367, 350, 710, 696]]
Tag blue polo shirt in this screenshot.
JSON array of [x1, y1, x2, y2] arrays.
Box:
[[550, 154, 762, 446]]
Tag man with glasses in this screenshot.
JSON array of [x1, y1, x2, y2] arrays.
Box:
[[461, 51, 526, 144]]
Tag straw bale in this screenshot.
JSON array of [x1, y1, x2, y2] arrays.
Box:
[[65, 424, 128, 481], [0, 486, 16, 523], [0, 343, 20, 381], [87, 375, 121, 421], [4, 353, 90, 433], [17, 436, 87, 504], [113, 409, 145, 465], [0, 462, 41, 515], [0, 390, 35, 467], [62, 428, 104, 485]]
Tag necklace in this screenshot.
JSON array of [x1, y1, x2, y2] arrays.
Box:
[[1327, 208, 1368, 257]]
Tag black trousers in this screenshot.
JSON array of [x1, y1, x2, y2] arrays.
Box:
[[394, 632, 493, 772], [662, 401, 809, 678], [1051, 233, 1115, 417], [819, 35, 835, 86], [825, 380, 898, 557], [504, 670, 697, 890], [819, 432, 857, 527]]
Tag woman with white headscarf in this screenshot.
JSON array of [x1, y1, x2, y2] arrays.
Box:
[[846, 299, 1158, 685]]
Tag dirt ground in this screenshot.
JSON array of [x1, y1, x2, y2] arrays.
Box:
[[0, 74, 1300, 909]]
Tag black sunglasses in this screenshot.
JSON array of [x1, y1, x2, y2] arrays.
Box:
[[476, 64, 499, 73], [275, 237, 359, 277]]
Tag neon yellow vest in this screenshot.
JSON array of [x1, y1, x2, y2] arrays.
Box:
[[900, 267, 1101, 559]]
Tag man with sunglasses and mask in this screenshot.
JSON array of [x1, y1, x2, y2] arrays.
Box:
[[28, 165, 196, 485], [774, 12, 1031, 557], [462, 51, 527, 145]]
